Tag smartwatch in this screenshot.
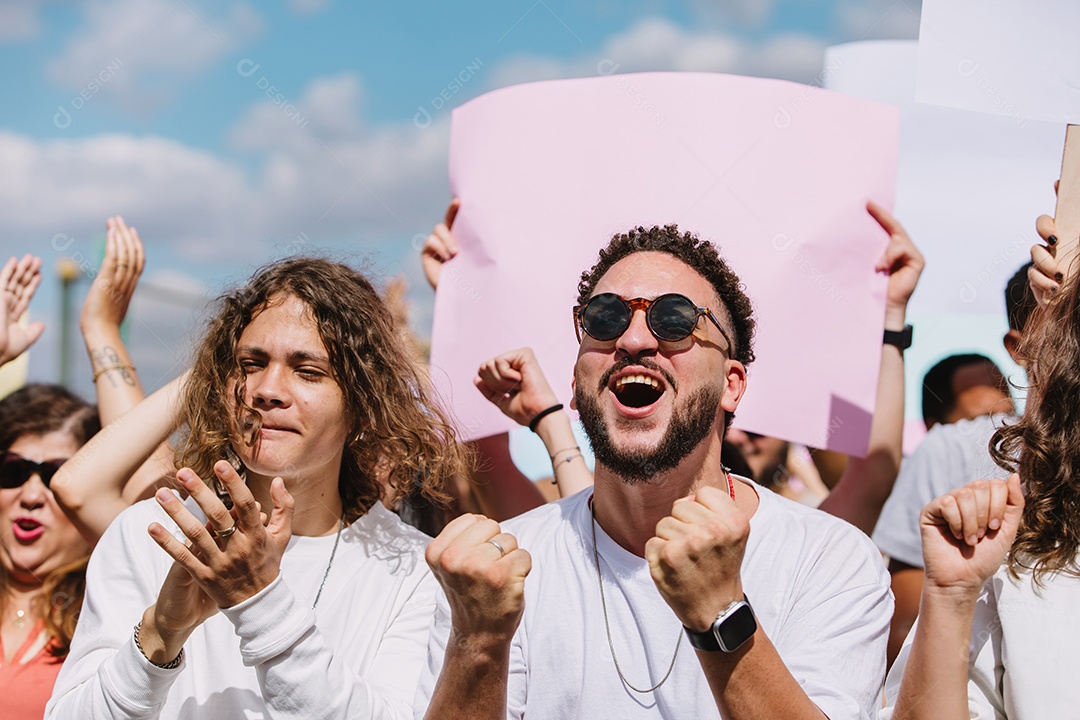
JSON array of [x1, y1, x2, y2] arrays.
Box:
[[883, 324, 913, 351], [683, 596, 757, 652]]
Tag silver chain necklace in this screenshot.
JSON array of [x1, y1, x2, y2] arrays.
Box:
[[311, 514, 345, 610], [590, 502, 682, 694]]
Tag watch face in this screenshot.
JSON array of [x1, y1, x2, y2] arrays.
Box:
[[716, 604, 757, 652]]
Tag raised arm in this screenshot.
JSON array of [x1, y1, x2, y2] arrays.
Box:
[[888, 475, 1023, 720], [0, 254, 45, 366], [51, 372, 187, 543], [81, 216, 146, 421], [819, 202, 924, 534], [475, 347, 593, 503]]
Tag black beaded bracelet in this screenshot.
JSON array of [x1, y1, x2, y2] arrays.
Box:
[[528, 404, 564, 433]]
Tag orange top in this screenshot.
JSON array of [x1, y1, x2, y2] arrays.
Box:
[[0, 619, 64, 719]]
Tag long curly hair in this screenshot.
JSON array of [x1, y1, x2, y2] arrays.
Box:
[[175, 257, 467, 523], [0, 384, 99, 658], [575, 224, 756, 368], [992, 273, 1080, 584]]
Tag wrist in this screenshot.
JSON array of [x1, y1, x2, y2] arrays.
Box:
[[920, 581, 983, 611], [680, 585, 745, 633], [140, 608, 189, 666], [883, 306, 908, 332]]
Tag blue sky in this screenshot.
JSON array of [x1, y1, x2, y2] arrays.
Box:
[[0, 0, 922, 398]]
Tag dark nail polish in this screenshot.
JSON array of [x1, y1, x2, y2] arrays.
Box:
[[1048, 235, 1058, 246], [1055, 272, 1064, 282]]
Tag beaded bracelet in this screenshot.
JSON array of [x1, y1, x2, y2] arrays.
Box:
[[133, 620, 184, 670]]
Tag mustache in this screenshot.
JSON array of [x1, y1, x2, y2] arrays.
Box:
[[597, 357, 678, 394]]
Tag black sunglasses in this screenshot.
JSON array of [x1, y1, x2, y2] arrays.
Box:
[[0, 452, 66, 490], [574, 293, 732, 350]]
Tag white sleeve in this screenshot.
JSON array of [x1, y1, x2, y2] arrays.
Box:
[[223, 571, 436, 720], [770, 528, 893, 720], [45, 504, 180, 720], [880, 583, 1006, 720]]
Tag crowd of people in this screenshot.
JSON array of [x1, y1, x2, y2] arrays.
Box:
[[0, 183, 1072, 719]]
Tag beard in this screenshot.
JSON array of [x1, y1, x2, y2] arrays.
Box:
[[576, 383, 722, 484]]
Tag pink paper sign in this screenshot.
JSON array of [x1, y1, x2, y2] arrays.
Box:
[[430, 72, 897, 456]]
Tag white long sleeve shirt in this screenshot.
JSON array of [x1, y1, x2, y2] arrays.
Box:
[[47, 497, 436, 720]]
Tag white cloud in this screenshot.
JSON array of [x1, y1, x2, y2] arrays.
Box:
[[0, 131, 260, 261], [836, 0, 922, 41], [47, 0, 262, 112], [289, 0, 329, 14], [0, 3, 43, 42], [487, 17, 828, 89]]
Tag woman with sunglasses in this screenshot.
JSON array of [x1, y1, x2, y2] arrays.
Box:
[[47, 256, 466, 720], [0, 385, 98, 719]]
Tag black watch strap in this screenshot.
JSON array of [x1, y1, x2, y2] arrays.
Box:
[[683, 597, 757, 653], [883, 324, 913, 351]]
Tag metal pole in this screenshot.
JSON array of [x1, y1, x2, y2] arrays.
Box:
[[57, 258, 80, 388]]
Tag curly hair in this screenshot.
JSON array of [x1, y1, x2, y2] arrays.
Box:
[[992, 273, 1080, 584], [175, 257, 467, 523], [575, 225, 756, 368], [0, 383, 98, 658]]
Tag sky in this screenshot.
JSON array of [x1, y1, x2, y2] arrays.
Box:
[[0, 0, 924, 400]]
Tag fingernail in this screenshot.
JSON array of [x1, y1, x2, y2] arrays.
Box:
[[156, 488, 175, 504], [967, 534, 978, 546], [989, 518, 1001, 530], [1048, 235, 1058, 246], [1055, 272, 1064, 282]]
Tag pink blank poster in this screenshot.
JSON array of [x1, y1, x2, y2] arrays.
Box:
[[431, 72, 898, 456]]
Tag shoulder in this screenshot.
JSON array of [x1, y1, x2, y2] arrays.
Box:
[[750, 483, 887, 583]]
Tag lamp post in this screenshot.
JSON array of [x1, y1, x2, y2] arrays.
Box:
[[57, 257, 80, 388]]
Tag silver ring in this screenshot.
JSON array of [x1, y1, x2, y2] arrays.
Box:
[[213, 524, 237, 539], [486, 538, 506, 556]]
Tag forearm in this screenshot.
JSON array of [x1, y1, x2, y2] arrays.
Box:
[[82, 323, 145, 424], [223, 576, 418, 719], [52, 373, 186, 542], [423, 632, 513, 720], [819, 311, 905, 534], [470, 434, 545, 521], [697, 629, 826, 720], [890, 587, 979, 720], [533, 411, 593, 497]]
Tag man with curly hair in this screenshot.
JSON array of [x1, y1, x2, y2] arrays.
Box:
[[418, 215, 919, 719]]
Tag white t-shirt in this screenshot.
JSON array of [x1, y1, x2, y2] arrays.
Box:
[[47, 496, 436, 720], [882, 565, 1080, 719], [416, 479, 892, 719], [874, 415, 1014, 567]]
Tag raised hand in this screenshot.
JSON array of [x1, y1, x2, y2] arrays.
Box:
[[1030, 212, 1063, 306], [646, 485, 749, 632], [867, 201, 924, 318], [425, 514, 531, 639], [81, 215, 145, 333], [0, 254, 45, 365], [149, 461, 295, 610], [474, 348, 560, 428], [421, 199, 460, 290], [919, 474, 1024, 596]]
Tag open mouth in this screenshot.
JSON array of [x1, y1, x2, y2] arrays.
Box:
[[12, 518, 44, 541], [613, 374, 664, 409]]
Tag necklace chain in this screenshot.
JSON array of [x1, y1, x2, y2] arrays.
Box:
[[589, 472, 735, 694], [311, 514, 344, 610]]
